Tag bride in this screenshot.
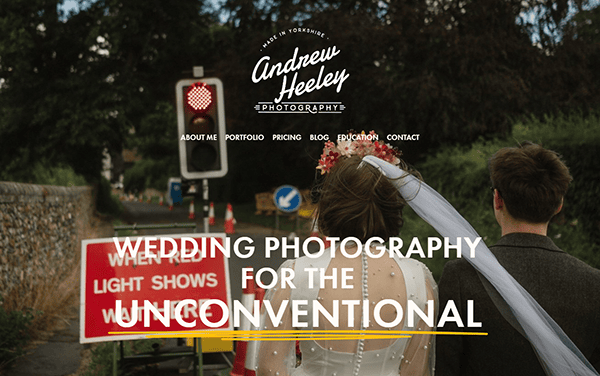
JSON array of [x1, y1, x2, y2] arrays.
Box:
[[256, 133, 438, 376]]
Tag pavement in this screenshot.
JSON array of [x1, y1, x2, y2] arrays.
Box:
[[6, 305, 232, 376], [7, 329, 232, 376], [6, 305, 82, 376]]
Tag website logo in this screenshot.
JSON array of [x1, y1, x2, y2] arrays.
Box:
[[252, 29, 348, 114]]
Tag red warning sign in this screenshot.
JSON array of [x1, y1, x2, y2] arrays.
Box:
[[80, 234, 232, 343]]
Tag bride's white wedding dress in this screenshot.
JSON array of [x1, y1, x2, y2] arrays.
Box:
[[256, 248, 438, 376]]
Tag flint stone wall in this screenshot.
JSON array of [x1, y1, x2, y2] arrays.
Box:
[[0, 182, 94, 299]]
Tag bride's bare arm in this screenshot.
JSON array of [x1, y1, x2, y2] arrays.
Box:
[[257, 261, 296, 376], [399, 269, 439, 376]]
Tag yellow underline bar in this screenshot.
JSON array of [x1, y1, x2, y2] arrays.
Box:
[[225, 334, 410, 338], [147, 335, 413, 341], [108, 329, 488, 338], [228, 336, 413, 339], [224, 338, 412, 341]]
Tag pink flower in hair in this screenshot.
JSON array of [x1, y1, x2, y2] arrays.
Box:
[[316, 131, 402, 174]]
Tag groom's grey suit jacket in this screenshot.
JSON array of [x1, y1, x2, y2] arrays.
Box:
[[435, 232, 600, 376]]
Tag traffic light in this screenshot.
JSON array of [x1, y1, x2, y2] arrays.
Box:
[[176, 78, 228, 180]]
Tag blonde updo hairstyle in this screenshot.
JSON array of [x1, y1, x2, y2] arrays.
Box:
[[315, 155, 419, 243]]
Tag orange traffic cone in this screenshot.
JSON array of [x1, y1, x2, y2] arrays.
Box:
[[230, 273, 256, 376], [159, 195, 164, 206], [209, 202, 216, 226], [169, 205, 173, 211], [189, 200, 195, 220], [244, 287, 265, 376], [224, 203, 236, 234]]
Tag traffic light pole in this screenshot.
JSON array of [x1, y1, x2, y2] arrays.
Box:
[[175, 69, 229, 376], [189, 179, 209, 234], [203, 179, 209, 233], [194, 179, 211, 376]]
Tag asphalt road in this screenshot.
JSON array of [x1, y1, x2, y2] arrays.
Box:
[[6, 200, 303, 376]]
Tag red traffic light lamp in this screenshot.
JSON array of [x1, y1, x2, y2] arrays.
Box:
[[185, 82, 214, 114]]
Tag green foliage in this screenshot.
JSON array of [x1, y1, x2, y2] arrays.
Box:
[[83, 339, 163, 376], [2, 162, 88, 187], [512, 112, 600, 145], [123, 159, 178, 193], [383, 135, 501, 279], [122, 101, 179, 193], [548, 221, 600, 271], [1, 160, 123, 217], [0, 298, 36, 370], [0, 0, 213, 183], [0, 0, 125, 181], [418, 141, 495, 211], [566, 6, 600, 43], [31, 164, 88, 186], [83, 342, 115, 376], [412, 112, 600, 280], [95, 176, 124, 217], [132, 102, 178, 161]]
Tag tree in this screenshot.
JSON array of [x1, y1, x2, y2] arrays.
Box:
[[0, 0, 126, 180], [0, 0, 219, 182]]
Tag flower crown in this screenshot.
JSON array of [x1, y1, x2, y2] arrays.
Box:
[[316, 130, 402, 174]]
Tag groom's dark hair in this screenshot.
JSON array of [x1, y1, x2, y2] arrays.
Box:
[[489, 142, 572, 223]]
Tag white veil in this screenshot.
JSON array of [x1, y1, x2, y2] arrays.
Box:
[[361, 155, 599, 376]]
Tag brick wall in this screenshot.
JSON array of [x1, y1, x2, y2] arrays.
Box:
[[0, 182, 95, 304]]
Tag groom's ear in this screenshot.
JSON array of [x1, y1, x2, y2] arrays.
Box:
[[493, 190, 504, 211], [554, 198, 564, 215]]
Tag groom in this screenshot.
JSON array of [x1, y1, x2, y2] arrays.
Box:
[[435, 142, 600, 375]]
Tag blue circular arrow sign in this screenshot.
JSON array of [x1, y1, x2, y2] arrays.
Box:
[[274, 185, 302, 213]]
